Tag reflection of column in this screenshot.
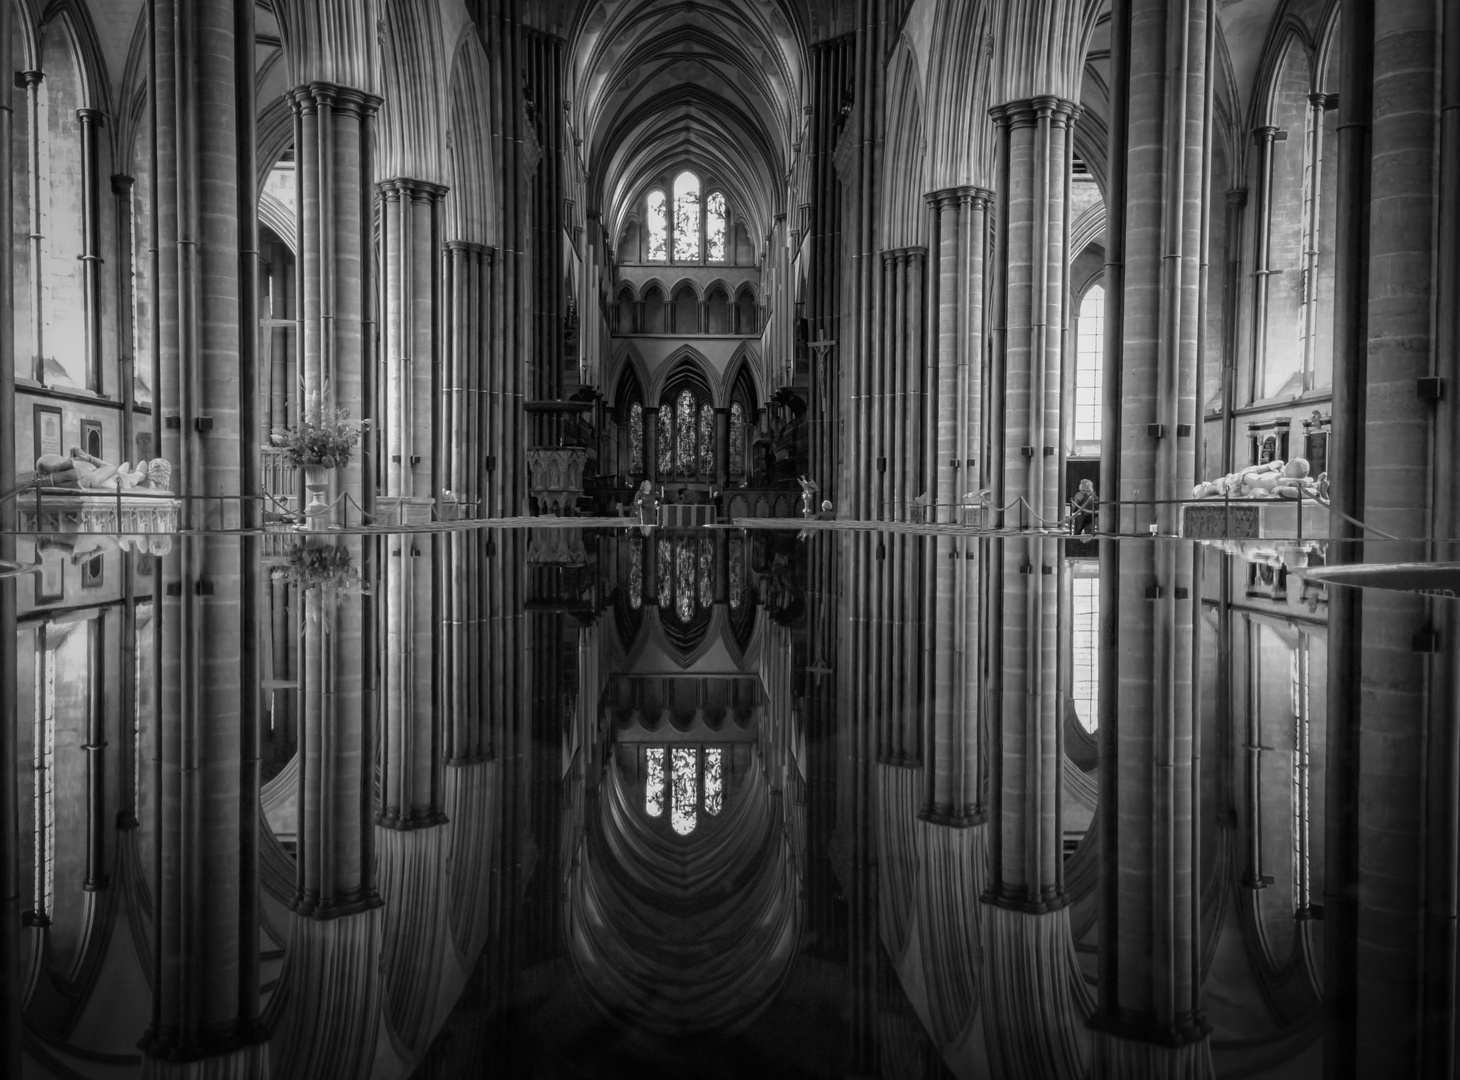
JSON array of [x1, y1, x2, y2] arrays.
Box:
[[294, 537, 380, 917], [380, 537, 446, 829], [82, 621, 107, 891], [1247, 126, 1278, 400], [1092, 0, 1211, 1070], [921, 534, 981, 825], [0, 0, 16, 1065]]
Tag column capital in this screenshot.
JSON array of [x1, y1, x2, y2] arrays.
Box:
[[1251, 124, 1280, 144], [375, 808, 450, 831], [1309, 91, 1338, 110], [1225, 187, 1249, 208], [925, 184, 995, 211], [291, 81, 383, 119], [14, 69, 43, 90], [443, 238, 493, 260], [110, 173, 135, 194], [376, 176, 449, 201], [980, 883, 1070, 915], [75, 107, 105, 127], [989, 96, 1079, 127]]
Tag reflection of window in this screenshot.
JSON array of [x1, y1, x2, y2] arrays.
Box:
[[658, 536, 716, 623], [1075, 285, 1104, 446], [729, 536, 745, 610], [647, 190, 668, 262], [32, 633, 56, 922], [645, 747, 665, 817], [1071, 568, 1098, 732], [673, 172, 701, 262], [628, 401, 644, 473], [704, 748, 723, 815], [671, 748, 698, 835], [657, 539, 674, 610], [629, 540, 643, 611], [658, 407, 674, 475], [706, 192, 727, 261]]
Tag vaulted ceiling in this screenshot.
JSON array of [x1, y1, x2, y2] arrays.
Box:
[[547, 0, 817, 258]]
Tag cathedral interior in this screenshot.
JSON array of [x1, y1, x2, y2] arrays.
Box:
[[2, 0, 1460, 1077]]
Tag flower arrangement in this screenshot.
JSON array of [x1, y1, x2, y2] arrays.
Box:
[[271, 541, 364, 594], [272, 393, 363, 469]]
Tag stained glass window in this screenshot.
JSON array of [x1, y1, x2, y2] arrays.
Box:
[[698, 403, 715, 477], [706, 192, 727, 262], [647, 190, 668, 262], [703, 748, 723, 815], [729, 402, 745, 478], [658, 406, 673, 475], [628, 401, 644, 473], [657, 539, 673, 610], [676, 541, 696, 623], [673, 172, 701, 262], [671, 748, 698, 835], [645, 747, 665, 817], [629, 539, 643, 611], [676, 390, 696, 476]]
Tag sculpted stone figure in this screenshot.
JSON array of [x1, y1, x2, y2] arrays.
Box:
[[33, 448, 173, 492], [1191, 456, 1319, 501]]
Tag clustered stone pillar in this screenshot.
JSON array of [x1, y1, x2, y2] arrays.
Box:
[[379, 177, 446, 517], [1092, 0, 1211, 1073], [872, 247, 927, 521], [291, 82, 382, 525], [442, 240, 495, 514], [141, 0, 264, 1074], [920, 533, 982, 827]]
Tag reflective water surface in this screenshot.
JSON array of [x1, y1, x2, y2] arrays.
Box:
[[5, 524, 1445, 1078]]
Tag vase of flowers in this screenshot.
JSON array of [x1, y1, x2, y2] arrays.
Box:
[[272, 394, 363, 519]]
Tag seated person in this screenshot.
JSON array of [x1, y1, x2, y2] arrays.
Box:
[[1069, 479, 1098, 534], [29, 448, 172, 492], [815, 499, 836, 521]]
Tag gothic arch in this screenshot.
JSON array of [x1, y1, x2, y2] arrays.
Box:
[[606, 343, 652, 410], [445, 25, 497, 245], [1252, 18, 1315, 129], [881, 39, 927, 249], [379, 0, 450, 185], [651, 346, 720, 408], [924, 0, 998, 190]]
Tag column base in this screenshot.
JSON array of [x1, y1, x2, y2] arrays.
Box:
[[1087, 1024, 1214, 1080], [140, 1026, 269, 1079]]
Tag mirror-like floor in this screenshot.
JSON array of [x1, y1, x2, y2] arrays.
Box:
[[2, 524, 1445, 1079]]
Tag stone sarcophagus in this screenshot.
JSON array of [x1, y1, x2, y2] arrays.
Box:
[[527, 447, 587, 514]]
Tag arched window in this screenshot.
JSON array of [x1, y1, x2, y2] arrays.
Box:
[[706, 192, 727, 262], [734, 287, 758, 335], [673, 171, 701, 262], [656, 385, 716, 479], [729, 401, 746, 478], [1075, 284, 1104, 449], [640, 745, 726, 836], [647, 190, 668, 262], [628, 401, 644, 473], [704, 748, 724, 815]]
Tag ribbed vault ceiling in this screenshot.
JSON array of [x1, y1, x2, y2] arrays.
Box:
[[555, 0, 813, 254]]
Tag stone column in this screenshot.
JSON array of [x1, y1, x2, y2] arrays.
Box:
[[0, 8, 17, 1069], [379, 178, 446, 511], [1091, 0, 1211, 1073], [714, 407, 729, 490], [77, 108, 105, 394], [291, 82, 382, 525], [644, 405, 660, 485], [141, 5, 264, 1074]]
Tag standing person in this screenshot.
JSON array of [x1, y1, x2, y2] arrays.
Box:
[[634, 479, 657, 526], [1070, 478, 1098, 535]]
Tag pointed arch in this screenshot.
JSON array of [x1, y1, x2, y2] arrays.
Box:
[[924, 0, 998, 190], [882, 39, 927, 250], [445, 25, 498, 245], [606, 342, 652, 410]]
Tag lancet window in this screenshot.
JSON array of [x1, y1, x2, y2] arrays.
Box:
[[632, 174, 731, 265], [673, 172, 701, 262], [658, 385, 716, 479], [1074, 284, 1104, 450], [642, 746, 726, 836]]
